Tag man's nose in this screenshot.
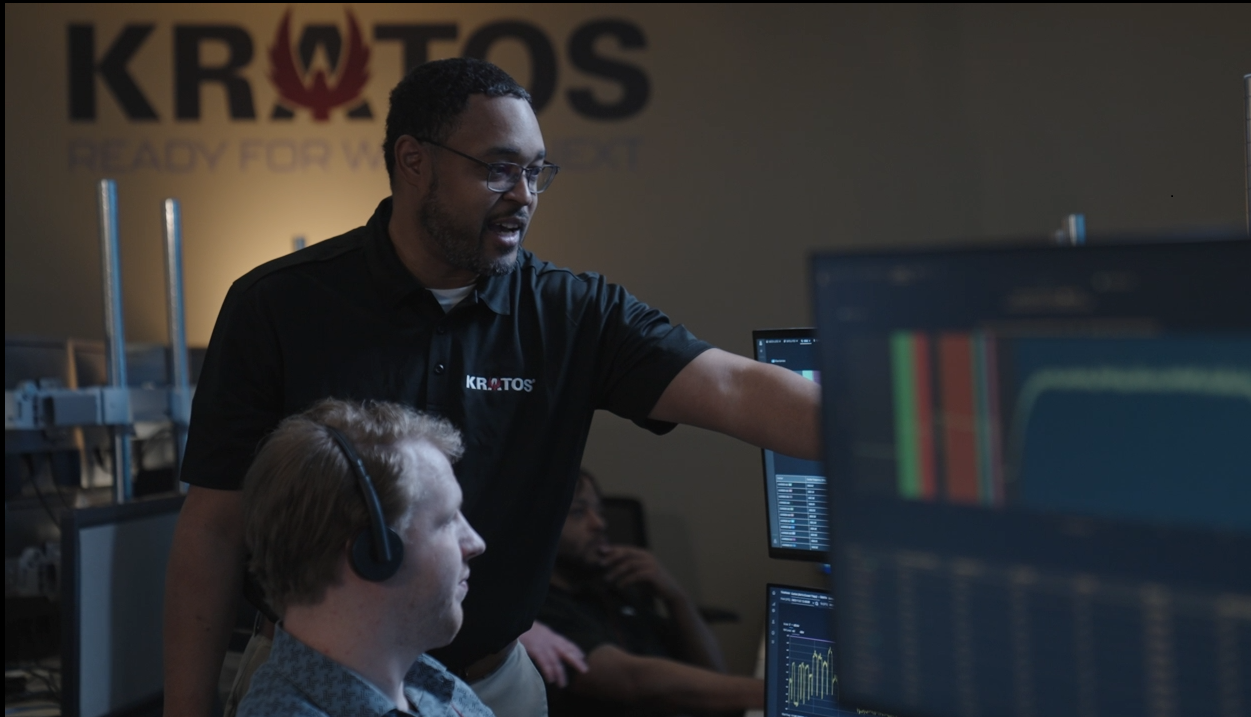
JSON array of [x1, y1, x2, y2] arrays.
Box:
[[463, 522, 486, 557], [588, 510, 607, 531], [503, 175, 536, 205]]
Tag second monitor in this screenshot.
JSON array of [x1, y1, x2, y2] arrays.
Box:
[[754, 328, 829, 562]]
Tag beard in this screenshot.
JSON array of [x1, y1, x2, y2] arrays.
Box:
[[554, 551, 608, 586], [418, 176, 523, 278]]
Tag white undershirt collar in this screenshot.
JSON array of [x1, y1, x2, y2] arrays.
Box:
[[428, 284, 475, 313]]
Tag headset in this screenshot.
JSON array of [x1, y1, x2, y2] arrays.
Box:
[[323, 426, 405, 582]]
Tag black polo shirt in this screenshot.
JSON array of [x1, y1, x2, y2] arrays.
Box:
[[538, 583, 677, 660], [539, 583, 679, 717], [182, 198, 711, 670]]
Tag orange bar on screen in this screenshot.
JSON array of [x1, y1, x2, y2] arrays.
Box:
[[939, 333, 980, 504], [913, 335, 937, 500]]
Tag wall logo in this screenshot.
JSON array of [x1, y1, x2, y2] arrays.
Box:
[[68, 8, 650, 123], [466, 376, 536, 392], [269, 9, 371, 121]]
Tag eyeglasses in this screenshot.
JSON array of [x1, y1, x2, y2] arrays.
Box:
[[416, 138, 560, 194]]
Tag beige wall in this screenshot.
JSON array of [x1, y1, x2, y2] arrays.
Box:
[[6, 3, 1250, 672]]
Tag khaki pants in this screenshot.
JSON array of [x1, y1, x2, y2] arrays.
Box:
[[221, 632, 272, 717], [469, 641, 548, 717]]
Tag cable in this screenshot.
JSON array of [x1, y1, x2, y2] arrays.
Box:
[[29, 666, 61, 701], [7, 625, 62, 703], [92, 445, 111, 475], [52, 481, 74, 513], [44, 452, 75, 513], [19, 455, 61, 531], [7, 663, 61, 703]]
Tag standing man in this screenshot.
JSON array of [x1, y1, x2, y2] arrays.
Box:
[[235, 399, 489, 716], [165, 58, 819, 717]]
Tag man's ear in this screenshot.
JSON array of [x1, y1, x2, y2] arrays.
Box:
[[393, 135, 426, 188], [333, 542, 355, 586]]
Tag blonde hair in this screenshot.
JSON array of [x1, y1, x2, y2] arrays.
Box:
[[242, 399, 462, 613]]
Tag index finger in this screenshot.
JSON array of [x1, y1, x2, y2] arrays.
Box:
[[557, 641, 589, 673], [539, 658, 568, 687]]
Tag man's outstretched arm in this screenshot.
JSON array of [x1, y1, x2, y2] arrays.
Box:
[[164, 486, 248, 717], [649, 348, 821, 460], [572, 644, 763, 712]]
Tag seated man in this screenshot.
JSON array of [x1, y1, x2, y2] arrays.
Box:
[[236, 399, 490, 716], [535, 469, 763, 715]]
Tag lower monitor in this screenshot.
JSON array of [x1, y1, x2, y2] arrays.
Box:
[[765, 585, 863, 717]]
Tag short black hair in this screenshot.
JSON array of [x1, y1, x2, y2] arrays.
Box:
[[383, 58, 531, 180], [578, 467, 602, 498]]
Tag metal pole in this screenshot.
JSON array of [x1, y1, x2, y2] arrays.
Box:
[[162, 198, 192, 487], [1054, 213, 1086, 245], [1066, 213, 1086, 245], [97, 179, 132, 503], [1243, 74, 1249, 236]]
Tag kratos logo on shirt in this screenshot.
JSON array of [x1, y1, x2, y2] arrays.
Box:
[[465, 375, 536, 392]]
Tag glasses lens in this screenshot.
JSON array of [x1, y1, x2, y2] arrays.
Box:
[[533, 165, 559, 193], [486, 164, 521, 192], [484, 163, 559, 193]]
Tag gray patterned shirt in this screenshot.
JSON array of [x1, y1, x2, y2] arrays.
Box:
[[237, 627, 493, 717]]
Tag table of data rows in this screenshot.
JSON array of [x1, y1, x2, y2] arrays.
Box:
[[776, 474, 830, 552]]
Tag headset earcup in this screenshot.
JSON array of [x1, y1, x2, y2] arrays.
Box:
[[349, 526, 405, 582]]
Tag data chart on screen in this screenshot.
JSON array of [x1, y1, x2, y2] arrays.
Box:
[[766, 586, 869, 717]]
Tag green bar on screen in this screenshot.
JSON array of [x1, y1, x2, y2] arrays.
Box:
[[891, 332, 921, 499]]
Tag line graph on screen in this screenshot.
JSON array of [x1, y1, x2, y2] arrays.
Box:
[[786, 635, 841, 715]]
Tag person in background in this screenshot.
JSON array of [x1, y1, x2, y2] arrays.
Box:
[[536, 469, 764, 716]]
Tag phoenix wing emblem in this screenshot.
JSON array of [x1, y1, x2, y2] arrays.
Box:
[[269, 8, 370, 121]]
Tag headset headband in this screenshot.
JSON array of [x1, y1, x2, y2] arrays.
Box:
[[323, 426, 394, 567]]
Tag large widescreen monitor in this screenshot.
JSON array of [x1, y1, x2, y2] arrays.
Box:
[[754, 329, 829, 561], [812, 239, 1251, 717]]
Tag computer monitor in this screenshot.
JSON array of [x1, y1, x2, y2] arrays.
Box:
[[812, 238, 1251, 717], [61, 495, 184, 717], [754, 329, 829, 561], [765, 584, 864, 717]]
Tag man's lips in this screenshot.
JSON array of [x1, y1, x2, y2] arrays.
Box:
[[486, 213, 528, 238], [588, 537, 609, 562]]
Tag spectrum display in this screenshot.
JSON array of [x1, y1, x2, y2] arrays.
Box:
[[849, 331, 1251, 532], [888, 331, 1002, 506], [813, 239, 1251, 717]]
